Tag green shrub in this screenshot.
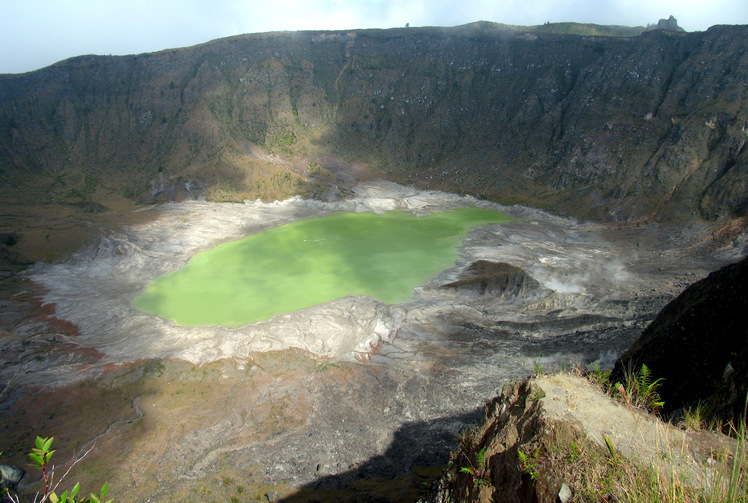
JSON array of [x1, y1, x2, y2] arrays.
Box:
[[3, 437, 112, 503], [613, 364, 665, 414]]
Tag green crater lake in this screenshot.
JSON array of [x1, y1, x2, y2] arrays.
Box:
[[133, 207, 512, 326]]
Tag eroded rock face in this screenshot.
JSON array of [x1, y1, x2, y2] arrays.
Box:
[[1, 24, 746, 223], [611, 256, 748, 423], [441, 261, 546, 300]]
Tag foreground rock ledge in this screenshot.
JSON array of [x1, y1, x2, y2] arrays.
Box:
[[422, 373, 736, 503]]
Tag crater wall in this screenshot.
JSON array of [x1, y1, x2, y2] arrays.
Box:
[[1, 23, 746, 223]]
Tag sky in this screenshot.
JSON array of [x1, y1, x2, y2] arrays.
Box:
[[1, 0, 747, 74]]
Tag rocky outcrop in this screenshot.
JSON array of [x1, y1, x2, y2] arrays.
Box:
[[441, 261, 545, 299], [0, 23, 746, 223], [646, 15, 686, 33], [611, 256, 748, 424], [422, 373, 735, 502]]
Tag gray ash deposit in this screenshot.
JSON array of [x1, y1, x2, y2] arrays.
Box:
[[0, 182, 744, 501]]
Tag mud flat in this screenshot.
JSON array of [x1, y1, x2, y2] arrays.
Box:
[[0, 182, 745, 501]]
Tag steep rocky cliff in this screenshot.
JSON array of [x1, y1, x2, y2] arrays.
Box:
[[1, 22, 747, 222], [611, 256, 748, 425]]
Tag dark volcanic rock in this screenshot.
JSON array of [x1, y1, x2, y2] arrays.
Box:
[[646, 15, 686, 32], [611, 256, 748, 423], [0, 233, 18, 246], [0, 464, 24, 491], [442, 261, 544, 299]]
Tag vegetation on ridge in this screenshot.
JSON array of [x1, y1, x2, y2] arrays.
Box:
[[435, 367, 748, 502]]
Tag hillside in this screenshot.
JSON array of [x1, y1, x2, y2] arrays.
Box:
[[1, 21, 746, 236], [420, 373, 739, 502]]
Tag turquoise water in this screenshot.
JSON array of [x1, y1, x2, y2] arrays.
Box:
[[133, 207, 512, 326]]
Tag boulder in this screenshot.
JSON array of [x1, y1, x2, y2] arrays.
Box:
[[0, 464, 24, 491]]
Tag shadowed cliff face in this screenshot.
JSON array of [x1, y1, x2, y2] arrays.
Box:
[[0, 23, 746, 222], [611, 256, 748, 425]]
